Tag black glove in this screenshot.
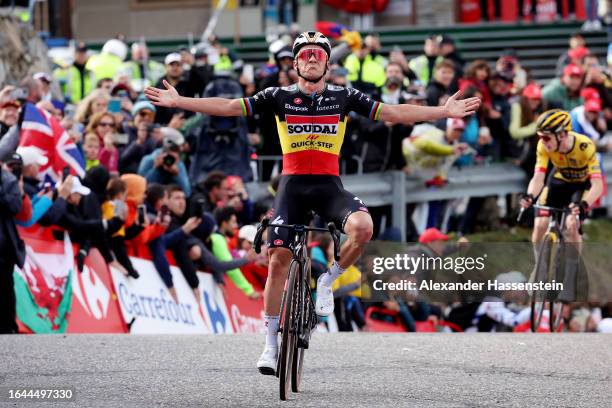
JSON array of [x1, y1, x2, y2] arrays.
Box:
[[104, 216, 124, 235], [578, 200, 590, 219], [520, 193, 534, 207]]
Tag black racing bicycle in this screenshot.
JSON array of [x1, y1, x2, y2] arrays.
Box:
[[254, 218, 340, 401], [519, 204, 578, 333]]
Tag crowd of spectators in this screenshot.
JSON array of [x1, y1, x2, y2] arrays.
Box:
[[1, 25, 611, 333]]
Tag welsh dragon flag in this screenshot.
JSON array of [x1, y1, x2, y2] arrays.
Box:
[[14, 232, 74, 333]]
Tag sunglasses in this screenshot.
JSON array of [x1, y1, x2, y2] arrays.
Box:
[[537, 132, 555, 143], [98, 122, 114, 127], [138, 111, 153, 117], [297, 48, 327, 63]]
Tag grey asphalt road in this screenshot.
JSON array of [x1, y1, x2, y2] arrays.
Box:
[[0, 333, 610, 407]]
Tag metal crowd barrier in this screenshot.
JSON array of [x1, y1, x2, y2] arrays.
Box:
[[246, 154, 612, 241]]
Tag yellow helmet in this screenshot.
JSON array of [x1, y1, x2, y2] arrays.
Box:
[[536, 109, 572, 134]]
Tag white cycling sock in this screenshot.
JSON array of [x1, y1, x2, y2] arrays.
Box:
[[264, 315, 279, 347], [320, 261, 346, 287]]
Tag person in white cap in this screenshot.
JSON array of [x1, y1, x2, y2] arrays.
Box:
[[153, 53, 194, 125], [16, 146, 48, 197], [33, 72, 53, 102], [61, 175, 91, 206]]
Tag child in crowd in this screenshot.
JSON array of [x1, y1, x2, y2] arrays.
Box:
[[83, 133, 101, 170], [101, 178, 140, 279]]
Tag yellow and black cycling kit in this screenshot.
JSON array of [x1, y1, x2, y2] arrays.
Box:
[[535, 132, 601, 183], [535, 132, 602, 216]]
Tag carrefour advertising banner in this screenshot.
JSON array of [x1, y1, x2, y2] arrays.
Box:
[[111, 258, 211, 334]]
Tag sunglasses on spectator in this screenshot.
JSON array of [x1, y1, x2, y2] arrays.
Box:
[[98, 121, 114, 128], [297, 48, 327, 63], [138, 111, 153, 117]]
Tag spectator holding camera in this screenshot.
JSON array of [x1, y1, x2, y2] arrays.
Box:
[[137, 128, 191, 196], [118, 100, 160, 174], [167, 184, 259, 300], [224, 175, 254, 224], [144, 183, 202, 302], [0, 89, 22, 160], [11, 147, 69, 228], [0, 87, 21, 137]]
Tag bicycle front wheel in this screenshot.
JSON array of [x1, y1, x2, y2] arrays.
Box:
[[291, 261, 311, 392], [279, 260, 299, 401], [531, 233, 556, 332]]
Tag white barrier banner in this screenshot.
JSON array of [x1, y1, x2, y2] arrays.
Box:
[[197, 272, 234, 334], [111, 258, 211, 334]]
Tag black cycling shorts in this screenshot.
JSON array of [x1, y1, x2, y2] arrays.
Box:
[[537, 176, 590, 219], [267, 175, 369, 249]]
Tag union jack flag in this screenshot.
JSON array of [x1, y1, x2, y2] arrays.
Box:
[[19, 103, 85, 180]]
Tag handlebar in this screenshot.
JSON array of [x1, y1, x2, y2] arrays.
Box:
[[253, 218, 342, 262], [517, 204, 579, 223], [253, 217, 269, 254]]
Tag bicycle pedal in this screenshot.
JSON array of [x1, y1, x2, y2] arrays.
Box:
[[258, 366, 276, 376]]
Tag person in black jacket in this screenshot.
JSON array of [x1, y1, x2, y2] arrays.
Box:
[[426, 59, 456, 107], [154, 53, 195, 125], [0, 167, 26, 333]]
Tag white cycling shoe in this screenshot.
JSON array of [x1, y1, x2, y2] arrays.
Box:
[[315, 274, 334, 316], [257, 345, 278, 376]]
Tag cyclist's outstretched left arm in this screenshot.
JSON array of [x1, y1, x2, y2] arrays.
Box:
[[379, 91, 481, 125]]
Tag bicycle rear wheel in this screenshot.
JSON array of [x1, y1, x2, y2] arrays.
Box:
[[279, 260, 299, 401], [291, 261, 311, 392], [531, 234, 556, 332]]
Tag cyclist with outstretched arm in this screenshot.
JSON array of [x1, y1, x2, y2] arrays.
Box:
[[146, 31, 480, 375], [519, 109, 603, 298]]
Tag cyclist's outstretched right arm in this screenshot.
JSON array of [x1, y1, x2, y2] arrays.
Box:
[[145, 80, 243, 117]]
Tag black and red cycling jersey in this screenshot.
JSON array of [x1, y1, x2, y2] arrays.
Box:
[[240, 84, 384, 176]]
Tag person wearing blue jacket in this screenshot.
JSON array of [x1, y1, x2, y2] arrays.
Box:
[[138, 130, 191, 197]]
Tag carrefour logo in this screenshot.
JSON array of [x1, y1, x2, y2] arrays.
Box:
[[118, 283, 197, 325]]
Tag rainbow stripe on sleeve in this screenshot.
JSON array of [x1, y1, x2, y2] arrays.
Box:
[[240, 98, 252, 116], [369, 101, 383, 120]]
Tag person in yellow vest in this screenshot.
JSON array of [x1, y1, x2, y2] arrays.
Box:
[[344, 34, 387, 96], [409, 34, 444, 87], [209, 35, 237, 74], [53, 42, 96, 104], [121, 42, 166, 93], [86, 39, 127, 82]]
